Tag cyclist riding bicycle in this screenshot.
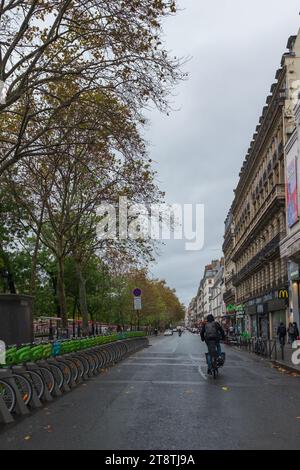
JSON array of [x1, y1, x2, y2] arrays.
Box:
[[200, 314, 225, 375]]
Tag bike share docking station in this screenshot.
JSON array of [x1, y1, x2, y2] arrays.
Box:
[[0, 333, 149, 426]]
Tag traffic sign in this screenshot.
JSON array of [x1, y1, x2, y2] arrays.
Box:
[[134, 297, 142, 310], [133, 288, 142, 297]]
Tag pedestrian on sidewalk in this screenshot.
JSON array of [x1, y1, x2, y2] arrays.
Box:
[[277, 322, 287, 347], [293, 322, 299, 340], [288, 323, 296, 344]]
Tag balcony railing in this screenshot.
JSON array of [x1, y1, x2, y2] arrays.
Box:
[[232, 184, 285, 261], [223, 288, 235, 303], [232, 232, 285, 286]]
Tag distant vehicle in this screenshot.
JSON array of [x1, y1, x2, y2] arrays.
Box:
[[173, 328, 177, 333], [164, 329, 173, 336]]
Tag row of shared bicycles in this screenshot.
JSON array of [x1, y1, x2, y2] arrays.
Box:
[[0, 332, 147, 422]]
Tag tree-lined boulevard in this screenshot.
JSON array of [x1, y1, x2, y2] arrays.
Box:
[[1, 332, 300, 450]]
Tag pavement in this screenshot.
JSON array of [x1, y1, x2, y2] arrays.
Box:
[[1, 332, 300, 450], [233, 341, 300, 373], [273, 344, 300, 373]]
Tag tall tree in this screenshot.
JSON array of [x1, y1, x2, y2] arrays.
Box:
[[0, 0, 185, 174]]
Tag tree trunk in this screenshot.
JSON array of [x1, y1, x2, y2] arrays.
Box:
[[57, 256, 67, 328], [30, 205, 45, 297], [75, 259, 89, 336], [48, 272, 60, 317], [0, 241, 16, 294]]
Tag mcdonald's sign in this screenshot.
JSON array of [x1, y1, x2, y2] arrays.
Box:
[[278, 289, 289, 300]]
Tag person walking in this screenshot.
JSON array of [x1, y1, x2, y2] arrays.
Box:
[[287, 323, 295, 344], [293, 322, 299, 340], [277, 322, 287, 347]]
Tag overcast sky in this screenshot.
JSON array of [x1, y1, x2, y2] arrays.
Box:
[[146, 0, 300, 307]]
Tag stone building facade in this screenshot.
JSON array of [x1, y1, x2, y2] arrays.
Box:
[[224, 32, 300, 339]]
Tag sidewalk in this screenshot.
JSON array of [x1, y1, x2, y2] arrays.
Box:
[[231, 341, 300, 375], [272, 344, 300, 373]]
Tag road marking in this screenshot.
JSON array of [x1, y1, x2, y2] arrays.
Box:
[[189, 354, 207, 380], [197, 365, 208, 380], [130, 356, 191, 361], [95, 380, 289, 387], [121, 362, 201, 366], [97, 380, 205, 385]]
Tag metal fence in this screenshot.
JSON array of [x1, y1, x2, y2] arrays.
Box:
[[231, 336, 285, 361]]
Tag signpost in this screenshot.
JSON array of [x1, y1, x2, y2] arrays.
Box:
[[133, 288, 142, 331], [134, 297, 142, 310], [133, 288, 142, 298]]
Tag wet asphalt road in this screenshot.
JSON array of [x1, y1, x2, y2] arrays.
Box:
[[1, 332, 300, 450]]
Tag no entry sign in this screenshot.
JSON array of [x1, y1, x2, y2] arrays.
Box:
[[133, 288, 142, 297]]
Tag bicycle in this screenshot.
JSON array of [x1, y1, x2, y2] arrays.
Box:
[[2, 332, 147, 407], [5, 344, 57, 396], [205, 341, 226, 379], [0, 379, 16, 413], [1, 347, 35, 407]]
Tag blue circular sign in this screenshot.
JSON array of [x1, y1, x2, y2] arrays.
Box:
[[133, 288, 142, 297]]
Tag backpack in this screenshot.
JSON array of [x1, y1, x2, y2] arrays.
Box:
[[205, 321, 218, 340]]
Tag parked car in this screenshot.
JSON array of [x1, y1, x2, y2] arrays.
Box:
[[164, 329, 173, 336]]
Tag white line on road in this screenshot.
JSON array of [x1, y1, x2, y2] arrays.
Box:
[[95, 380, 284, 387], [98, 380, 205, 385], [120, 362, 200, 366], [189, 354, 207, 381]]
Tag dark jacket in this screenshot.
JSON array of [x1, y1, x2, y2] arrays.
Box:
[[277, 325, 286, 338], [294, 324, 299, 338], [200, 321, 225, 342]]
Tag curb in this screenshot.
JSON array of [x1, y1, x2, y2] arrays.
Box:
[[230, 345, 300, 374], [272, 360, 300, 374]]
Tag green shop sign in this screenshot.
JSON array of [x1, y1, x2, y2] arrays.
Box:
[[226, 304, 245, 313]]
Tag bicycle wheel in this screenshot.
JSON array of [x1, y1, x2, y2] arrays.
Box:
[[102, 347, 112, 364], [0, 379, 16, 413], [84, 352, 97, 373], [13, 373, 33, 406], [69, 355, 85, 378], [66, 358, 79, 382], [52, 361, 72, 385], [91, 349, 103, 370], [38, 367, 55, 394], [74, 354, 90, 376], [48, 364, 64, 390], [94, 349, 106, 369], [57, 358, 78, 383], [26, 370, 45, 400]]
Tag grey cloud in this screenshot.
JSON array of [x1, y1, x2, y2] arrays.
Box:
[[147, 0, 300, 306]]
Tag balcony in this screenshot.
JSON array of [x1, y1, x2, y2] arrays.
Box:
[[223, 288, 235, 303], [232, 184, 285, 261], [232, 232, 285, 286]]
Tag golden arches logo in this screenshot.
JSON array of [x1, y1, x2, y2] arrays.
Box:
[[278, 289, 288, 299]]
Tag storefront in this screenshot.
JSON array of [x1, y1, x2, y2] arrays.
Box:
[[289, 261, 300, 326], [267, 298, 289, 339], [245, 303, 268, 338], [245, 290, 288, 339], [221, 313, 236, 334], [245, 305, 257, 337]]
